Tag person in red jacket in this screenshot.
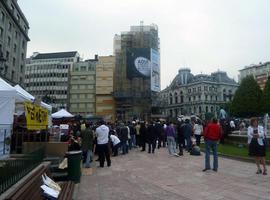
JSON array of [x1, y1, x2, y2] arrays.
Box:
[[203, 118, 222, 172]]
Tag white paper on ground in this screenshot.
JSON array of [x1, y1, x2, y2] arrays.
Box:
[[41, 184, 60, 198]]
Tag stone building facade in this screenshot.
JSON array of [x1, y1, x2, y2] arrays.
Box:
[[69, 57, 97, 116], [96, 56, 116, 122], [25, 51, 80, 110], [114, 22, 160, 121], [239, 62, 270, 90], [159, 68, 239, 119], [0, 0, 29, 85]]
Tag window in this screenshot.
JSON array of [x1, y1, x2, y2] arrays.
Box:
[[189, 97, 191, 102], [8, 22, 12, 31], [180, 95, 184, 103], [13, 44, 17, 52], [204, 86, 208, 91], [15, 31, 18, 39], [6, 51, 9, 61], [188, 89, 191, 93], [20, 65, 23, 73], [4, 65, 8, 74], [22, 40, 25, 48], [11, 70, 14, 80], [21, 53, 24, 60], [206, 106, 209, 113], [193, 96, 196, 101], [0, 27, 3, 38], [16, 14, 20, 23], [7, 36, 11, 46], [1, 11, 4, 21], [198, 86, 201, 91], [12, 57, 15, 66], [10, 4, 15, 13], [205, 95, 208, 100], [81, 66, 86, 71]]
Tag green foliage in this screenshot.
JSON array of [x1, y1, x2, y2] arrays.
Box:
[[261, 78, 270, 114], [231, 76, 262, 117]]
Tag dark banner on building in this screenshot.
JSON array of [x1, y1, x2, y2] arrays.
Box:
[[126, 48, 151, 79]]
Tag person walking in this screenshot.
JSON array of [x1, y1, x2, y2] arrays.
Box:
[[155, 121, 163, 149], [96, 121, 111, 168], [140, 122, 147, 151], [147, 121, 157, 154], [183, 119, 193, 152], [110, 133, 121, 156], [81, 123, 94, 168], [176, 121, 185, 156], [248, 117, 267, 175], [119, 123, 129, 155], [193, 120, 203, 146], [165, 122, 179, 156], [203, 118, 221, 172]]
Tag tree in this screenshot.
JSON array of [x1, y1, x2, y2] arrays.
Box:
[[261, 78, 270, 113], [231, 76, 262, 117]]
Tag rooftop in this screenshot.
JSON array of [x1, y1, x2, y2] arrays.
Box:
[[32, 51, 78, 60]]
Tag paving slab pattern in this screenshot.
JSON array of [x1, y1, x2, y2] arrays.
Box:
[[77, 148, 270, 200]]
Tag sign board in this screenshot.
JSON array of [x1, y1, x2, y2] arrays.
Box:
[[127, 48, 151, 78], [24, 102, 48, 130], [150, 49, 160, 92], [126, 48, 161, 92]]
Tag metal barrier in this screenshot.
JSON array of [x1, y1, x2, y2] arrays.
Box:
[[0, 147, 45, 195]]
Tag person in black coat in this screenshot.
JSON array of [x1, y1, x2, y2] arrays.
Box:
[[155, 121, 164, 149], [177, 121, 185, 156], [140, 122, 147, 151], [147, 121, 157, 154]]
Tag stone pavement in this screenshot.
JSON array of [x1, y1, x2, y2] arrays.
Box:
[[76, 148, 270, 200]]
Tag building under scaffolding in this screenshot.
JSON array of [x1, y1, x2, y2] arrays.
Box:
[[113, 22, 160, 121]]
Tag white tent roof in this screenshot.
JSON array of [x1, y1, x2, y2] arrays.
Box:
[[0, 78, 16, 97], [0, 78, 16, 124], [52, 109, 74, 118], [14, 84, 35, 102], [14, 84, 52, 111]]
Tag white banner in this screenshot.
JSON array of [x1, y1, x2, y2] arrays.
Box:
[[151, 49, 161, 92]]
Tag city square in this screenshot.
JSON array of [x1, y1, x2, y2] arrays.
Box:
[[1, 0, 270, 199]]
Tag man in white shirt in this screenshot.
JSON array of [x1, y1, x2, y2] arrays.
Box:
[[96, 121, 111, 167], [110, 134, 121, 156]]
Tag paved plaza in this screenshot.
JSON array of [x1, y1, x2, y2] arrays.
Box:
[[77, 148, 270, 200]]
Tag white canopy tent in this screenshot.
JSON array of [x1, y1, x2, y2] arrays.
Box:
[[52, 109, 74, 118], [14, 84, 52, 127], [0, 78, 16, 159], [0, 78, 16, 125], [14, 84, 52, 110]]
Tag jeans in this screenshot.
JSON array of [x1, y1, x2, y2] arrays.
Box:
[[131, 135, 136, 147], [148, 140, 156, 153], [97, 144, 111, 167], [84, 150, 93, 168], [195, 135, 201, 146], [185, 136, 192, 151], [205, 140, 218, 170], [121, 140, 128, 154], [113, 143, 121, 156], [167, 136, 177, 155]]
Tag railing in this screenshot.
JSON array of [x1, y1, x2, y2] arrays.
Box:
[[0, 147, 45, 195]]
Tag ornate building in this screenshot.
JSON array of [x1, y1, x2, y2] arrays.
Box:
[[159, 68, 239, 119], [0, 0, 30, 85]]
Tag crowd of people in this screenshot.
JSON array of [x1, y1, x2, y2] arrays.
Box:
[[66, 116, 267, 175]]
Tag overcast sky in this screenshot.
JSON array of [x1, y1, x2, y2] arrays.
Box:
[[19, 0, 270, 89]]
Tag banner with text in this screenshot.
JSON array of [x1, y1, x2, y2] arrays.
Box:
[[150, 49, 161, 92], [24, 102, 48, 130]]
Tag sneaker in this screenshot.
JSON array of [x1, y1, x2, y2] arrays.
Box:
[[174, 153, 180, 157], [202, 168, 210, 172]]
